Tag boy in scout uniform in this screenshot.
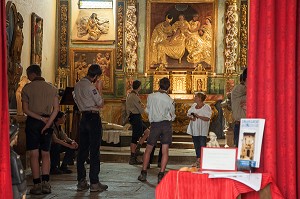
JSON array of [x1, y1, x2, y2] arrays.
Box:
[[73, 64, 108, 192], [22, 64, 59, 195]]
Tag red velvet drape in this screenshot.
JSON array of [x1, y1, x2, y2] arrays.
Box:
[[248, 0, 299, 198], [0, 1, 13, 198]]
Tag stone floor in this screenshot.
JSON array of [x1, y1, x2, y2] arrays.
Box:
[[25, 162, 187, 199]]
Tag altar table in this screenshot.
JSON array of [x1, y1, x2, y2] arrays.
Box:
[[156, 170, 284, 199]]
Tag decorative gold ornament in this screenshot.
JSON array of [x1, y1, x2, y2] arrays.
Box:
[[224, 0, 238, 74], [125, 5, 138, 72], [116, 4, 124, 69]]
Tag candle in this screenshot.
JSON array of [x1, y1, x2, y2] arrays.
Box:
[[144, 72, 147, 77]]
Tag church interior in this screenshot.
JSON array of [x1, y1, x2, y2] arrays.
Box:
[[2, 0, 300, 198]]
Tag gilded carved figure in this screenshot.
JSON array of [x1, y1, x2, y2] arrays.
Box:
[[74, 54, 89, 81], [16, 76, 29, 115], [157, 14, 189, 66], [6, 2, 24, 111], [186, 16, 212, 65], [76, 13, 109, 41], [149, 14, 173, 65]]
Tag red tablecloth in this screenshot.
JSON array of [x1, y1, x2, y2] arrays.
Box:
[[156, 170, 284, 199]]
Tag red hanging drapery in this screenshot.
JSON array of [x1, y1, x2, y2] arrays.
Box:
[[248, 0, 300, 198], [0, 0, 13, 198]]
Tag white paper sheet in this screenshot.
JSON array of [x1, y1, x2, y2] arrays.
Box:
[[208, 172, 262, 191]]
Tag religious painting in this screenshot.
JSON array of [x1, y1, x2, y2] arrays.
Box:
[[70, 48, 114, 93], [145, 0, 217, 72], [71, 3, 115, 44], [31, 13, 43, 66]]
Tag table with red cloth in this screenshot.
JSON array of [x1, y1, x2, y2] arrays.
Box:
[[156, 170, 284, 199]]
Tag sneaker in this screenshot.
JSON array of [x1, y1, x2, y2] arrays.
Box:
[[77, 179, 89, 191], [42, 181, 51, 194], [158, 172, 165, 184], [60, 166, 72, 174], [129, 156, 143, 165], [29, 183, 42, 195], [138, 170, 147, 182], [90, 182, 108, 192], [50, 168, 63, 175]]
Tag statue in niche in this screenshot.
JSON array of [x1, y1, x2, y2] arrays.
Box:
[[16, 76, 29, 116], [6, 2, 24, 111]]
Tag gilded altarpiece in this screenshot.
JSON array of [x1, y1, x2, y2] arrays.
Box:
[[145, 0, 217, 72]]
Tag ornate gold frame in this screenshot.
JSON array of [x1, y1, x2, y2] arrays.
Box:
[[69, 48, 115, 94], [145, 0, 218, 73]]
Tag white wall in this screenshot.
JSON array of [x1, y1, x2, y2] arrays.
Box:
[[5, 0, 57, 83]]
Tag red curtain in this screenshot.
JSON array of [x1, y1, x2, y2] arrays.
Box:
[[0, 1, 13, 198], [248, 0, 299, 198]]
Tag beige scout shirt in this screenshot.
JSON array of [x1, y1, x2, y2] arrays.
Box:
[[21, 78, 58, 115], [231, 83, 246, 122], [125, 90, 144, 115], [73, 77, 103, 112]]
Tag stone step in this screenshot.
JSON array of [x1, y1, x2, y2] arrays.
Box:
[[141, 141, 195, 149], [172, 134, 192, 142], [100, 148, 197, 165]]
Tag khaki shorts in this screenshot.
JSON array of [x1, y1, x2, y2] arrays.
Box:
[[147, 121, 173, 146]]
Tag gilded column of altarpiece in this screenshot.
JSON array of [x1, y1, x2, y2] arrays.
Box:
[[57, 0, 69, 68], [116, 1, 125, 71]]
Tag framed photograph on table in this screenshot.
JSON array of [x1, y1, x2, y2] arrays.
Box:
[[145, 0, 217, 72], [69, 48, 115, 94], [31, 13, 43, 66]]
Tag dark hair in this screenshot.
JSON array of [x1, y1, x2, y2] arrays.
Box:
[[54, 111, 65, 123], [195, 92, 207, 102], [36, 17, 42, 23], [87, 64, 102, 78], [242, 68, 247, 82], [166, 14, 173, 20], [132, 80, 141, 90], [159, 77, 170, 91], [26, 64, 41, 76]]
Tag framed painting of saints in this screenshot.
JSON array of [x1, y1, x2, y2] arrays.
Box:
[[69, 48, 114, 94], [31, 13, 43, 66], [145, 0, 217, 72]]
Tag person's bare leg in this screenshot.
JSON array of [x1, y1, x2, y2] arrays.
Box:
[[138, 128, 150, 145], [142, 144, 154, 170], [30, 149, 40, 179], [130, 143, 137, 154], [160, 144, 169, 172], [41, 150, 50, 175]]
